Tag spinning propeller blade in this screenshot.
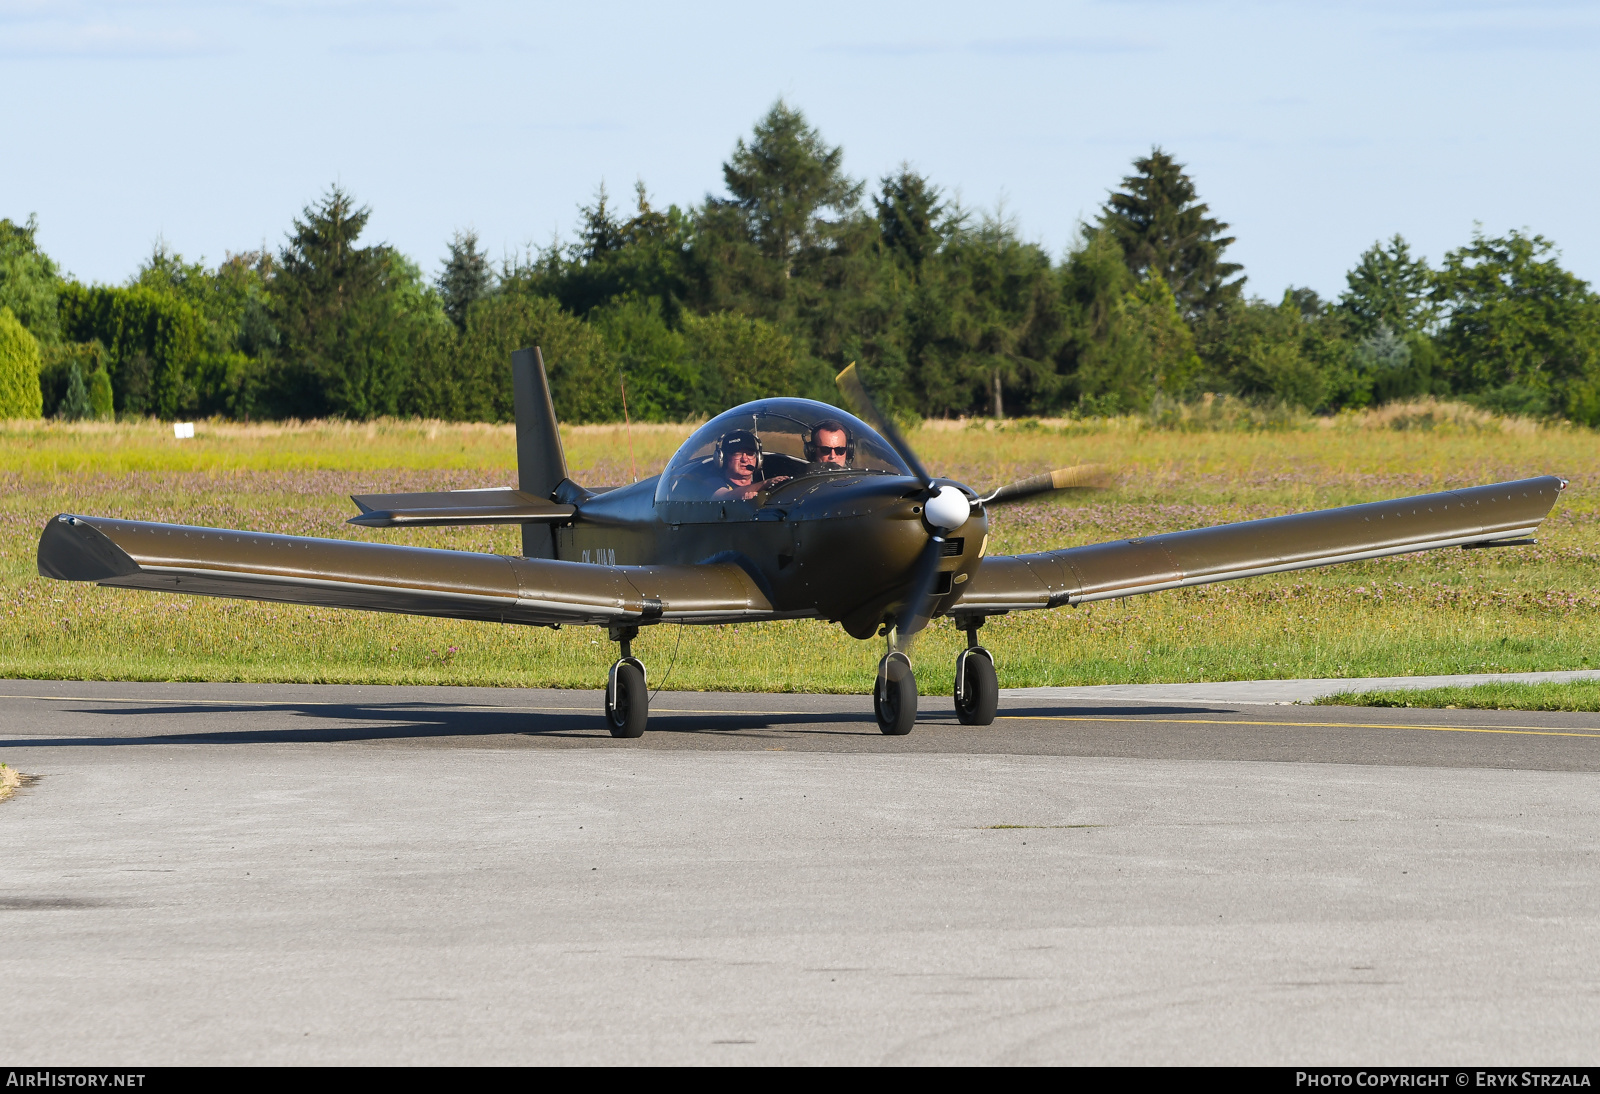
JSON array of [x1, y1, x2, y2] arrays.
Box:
[[978, 463, 1112, 506], [836, 362, 964, 652], [835, 362, 932, 489]]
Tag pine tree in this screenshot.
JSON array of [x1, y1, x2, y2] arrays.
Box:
[[1338, 235, 1436, 336], [58, 361, 91, 420], [576, 184, 626, 263], [1098, 148, 1243, 319], [875, 167, 946, 269], [712, 100, 863, 275], [437, 230, 494, 331], [271, 185, 408, 418]]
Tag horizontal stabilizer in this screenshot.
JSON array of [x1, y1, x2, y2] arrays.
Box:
[[349, 488, 576, 527], [38, 514, 773, 626], [954, 476, 1566, 613]]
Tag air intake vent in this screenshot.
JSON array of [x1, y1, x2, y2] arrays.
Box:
[[941, 537, 964, 557], [934, 572, 953, 595]]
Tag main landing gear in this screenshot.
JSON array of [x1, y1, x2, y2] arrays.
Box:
[[605, 625, 648, 738], [872, 616, 999, 735]]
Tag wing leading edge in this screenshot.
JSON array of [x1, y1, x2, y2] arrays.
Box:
[[953, 476, 1565, 614], [37, 515, 773, 626]]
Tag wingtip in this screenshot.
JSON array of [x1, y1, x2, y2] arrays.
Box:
[[37, 514, 141, 582]]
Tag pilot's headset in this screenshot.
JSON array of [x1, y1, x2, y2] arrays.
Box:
[[804, 419, 854, 464], [715, 429, 764, 475]]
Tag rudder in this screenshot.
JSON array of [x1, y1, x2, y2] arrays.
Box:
[[511, 347, 569, 558]]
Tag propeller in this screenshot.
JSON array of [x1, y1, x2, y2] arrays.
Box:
[[978, 463, 1112, 506], [835, 363, 970, 652], [835, 363, 932, 488]]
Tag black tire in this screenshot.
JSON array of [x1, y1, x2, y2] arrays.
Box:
[[606, 662, 648, 738], [874, 656, 918, 736], [955, 651, 999, 726]]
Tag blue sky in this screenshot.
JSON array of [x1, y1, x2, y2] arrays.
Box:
[[3, 0, 1596, 300]]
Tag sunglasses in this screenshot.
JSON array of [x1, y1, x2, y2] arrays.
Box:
[[816, 445, 848, 456]]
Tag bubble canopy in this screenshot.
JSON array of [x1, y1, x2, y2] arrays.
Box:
[[655, 398, 913, 504]]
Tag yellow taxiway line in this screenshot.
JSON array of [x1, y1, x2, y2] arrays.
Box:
[[2, 692, 1598, 740]]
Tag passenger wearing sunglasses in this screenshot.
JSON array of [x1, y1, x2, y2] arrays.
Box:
[[807, 420, 852, 470]]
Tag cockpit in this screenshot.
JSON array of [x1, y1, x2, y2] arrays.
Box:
[[656, 398, 913, 504]]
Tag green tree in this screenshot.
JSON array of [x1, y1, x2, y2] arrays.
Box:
[[437, 230, 495, 331], [680, 311, 801, 413], [1432, 230, 1600, 419], [421, 290, 616, 422], [1338, 235, 1436, 336], [132, 244, 278, 417], [88, 364, 114, 420], [0, 216, 63, 345], [591, 296, 692, 420], [516, 182, 696, 322], [57, 361, 92, 420], [57, 283, 203, 417], [1193, 291, 1359, 412], [1055, 234, 1200, 413], [0, 306, 44, 418], [270, 185, 441, 419], [875, 167, 947, 270], [711, 100, 863, 278], [1097, 148, 1244, 319]]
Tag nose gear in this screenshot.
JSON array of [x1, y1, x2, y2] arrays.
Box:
[[605, 626, 649, 738]]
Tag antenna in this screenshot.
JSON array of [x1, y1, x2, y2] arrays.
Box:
[[620, 373, 638, 483]]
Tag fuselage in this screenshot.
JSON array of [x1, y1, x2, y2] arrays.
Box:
[[559, 471, 990, 639]]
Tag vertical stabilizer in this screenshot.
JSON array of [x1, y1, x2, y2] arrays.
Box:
[[511, 347, 568, 559]]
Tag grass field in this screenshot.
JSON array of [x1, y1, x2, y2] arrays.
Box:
[[1316, 682, 1600, 710], [3, 404, 1597, 699]]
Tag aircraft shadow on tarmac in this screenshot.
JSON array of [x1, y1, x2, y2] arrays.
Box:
[[999, 704, 1241, 720], [0, 700, 1231, 749]]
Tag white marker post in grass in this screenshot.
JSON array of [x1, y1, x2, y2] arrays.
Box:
[[173, 423, 194, 439]]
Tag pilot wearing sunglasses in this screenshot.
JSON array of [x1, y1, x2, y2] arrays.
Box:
[[807, 419, 852, 470]]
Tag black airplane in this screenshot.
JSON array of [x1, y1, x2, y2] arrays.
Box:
[[39, 348, 1565, 737]]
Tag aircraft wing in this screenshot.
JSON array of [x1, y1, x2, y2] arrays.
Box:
[[37, 515, 773, 626], [951, 475, 1565, 614]]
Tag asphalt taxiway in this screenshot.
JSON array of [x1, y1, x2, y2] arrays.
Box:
[[2, 680, 1596, 1064]]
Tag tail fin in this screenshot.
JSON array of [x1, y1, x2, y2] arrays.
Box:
[[511, 347, 569, 559]]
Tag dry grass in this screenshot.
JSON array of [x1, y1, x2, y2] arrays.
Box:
[[1, 413, 1595, 698], [0, 762, 26, 803]]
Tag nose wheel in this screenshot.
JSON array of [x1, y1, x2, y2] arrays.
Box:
[[953, 618, 998, 726], [874, 651, 917, 735], [954, 647, 998, 725], [605, 627, 648, 738]]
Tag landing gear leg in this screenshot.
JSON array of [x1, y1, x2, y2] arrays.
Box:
[[605, 625, 648, 738], [874, 626, 918, 736], [953, 617, 998, 726]]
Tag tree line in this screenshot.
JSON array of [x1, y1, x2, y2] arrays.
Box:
[[3, 101, 1599, 425]]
